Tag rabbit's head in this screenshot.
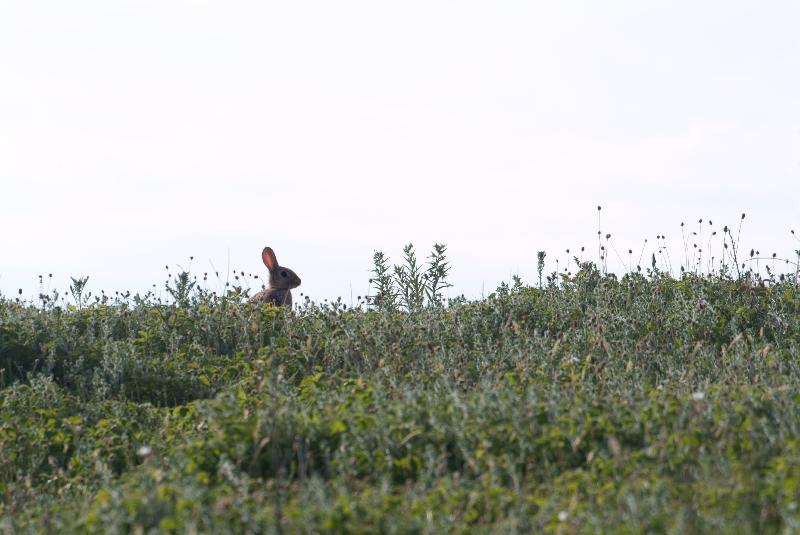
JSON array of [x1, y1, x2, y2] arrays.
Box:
[[262, 247, 301, 290]]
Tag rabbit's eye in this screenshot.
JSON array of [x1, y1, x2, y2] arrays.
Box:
[[281, 270, 287, 278]]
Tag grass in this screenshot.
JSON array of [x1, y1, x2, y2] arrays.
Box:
[[2, 231, 800, 533]]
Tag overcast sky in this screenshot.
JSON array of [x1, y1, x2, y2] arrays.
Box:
[[1, 1, 799, 302]]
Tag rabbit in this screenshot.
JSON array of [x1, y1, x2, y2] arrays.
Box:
[[251, 246, 301, 307]]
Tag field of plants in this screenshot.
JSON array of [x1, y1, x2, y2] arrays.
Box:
[[2, 240, 800, 533]]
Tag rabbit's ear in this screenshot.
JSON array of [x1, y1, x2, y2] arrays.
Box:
[[262, 247, 278, 271]]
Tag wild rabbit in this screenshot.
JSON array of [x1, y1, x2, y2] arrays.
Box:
[[251, 247, 301, 307]]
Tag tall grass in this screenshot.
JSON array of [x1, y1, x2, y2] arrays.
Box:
[[1, 221, 800, 533]]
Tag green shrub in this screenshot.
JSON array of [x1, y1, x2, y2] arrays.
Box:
[[2, 261, 800, 533]]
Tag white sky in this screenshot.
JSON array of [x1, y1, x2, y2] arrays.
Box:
[[1, 1, 799, 302]]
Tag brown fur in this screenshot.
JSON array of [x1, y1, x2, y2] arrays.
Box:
[[251, 247, 301, 307]]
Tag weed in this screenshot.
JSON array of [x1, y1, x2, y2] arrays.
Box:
[[69, 276, 90, 310], [2, 217, 800, 533], [370, 243, 453, 311]]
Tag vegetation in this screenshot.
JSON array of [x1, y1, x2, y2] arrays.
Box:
[[2, 234, 800, 533]]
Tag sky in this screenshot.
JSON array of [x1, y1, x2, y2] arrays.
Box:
[[1, 1, 799, 303]]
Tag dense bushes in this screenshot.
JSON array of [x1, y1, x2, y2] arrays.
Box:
[[2, 268, 800, 533]]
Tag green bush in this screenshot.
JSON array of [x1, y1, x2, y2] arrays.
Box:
[[2, 264, 800, 533]]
